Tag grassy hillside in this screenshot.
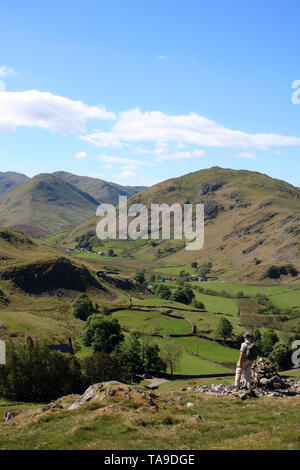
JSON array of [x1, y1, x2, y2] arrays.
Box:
[[0, 383, 299, 450], [0, 172, 29, 198], [0, 174, 100, 236], [53, 171, 146, 204], [57, 167, 300, 283], [0, 227, 144, 344]]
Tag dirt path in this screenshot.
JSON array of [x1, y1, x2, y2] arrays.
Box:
[[146, 377, 169, 388]]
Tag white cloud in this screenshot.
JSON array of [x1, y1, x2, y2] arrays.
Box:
[[97, 154, 152, 169], [155, 149, 205, 161], [114, 169, 154, 186], [75, 151, 89, 159], [0, 65, 17, 78], [0, 90, 115, 134], [81, 108, 300, 150], [236, 151, 258, 160], [193, 149, 205, 157], [156, 56, 167, 60]]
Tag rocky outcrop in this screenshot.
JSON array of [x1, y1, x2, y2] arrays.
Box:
[[68, 381, 172, 410], [0, 257, 103, 293]]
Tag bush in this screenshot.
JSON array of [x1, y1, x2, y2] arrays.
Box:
[[81, 314, 124, 353], [268, 342, 293, 371], [72, 293, 95, 321], [155, 284, 171, 300], [170, 286, 195, 305], [192, 299, 205, 310], [261, 330, 279, 356], [133, 271, 145, 284]]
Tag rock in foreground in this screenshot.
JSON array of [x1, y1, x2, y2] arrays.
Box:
[[68, 381, 171, 410]]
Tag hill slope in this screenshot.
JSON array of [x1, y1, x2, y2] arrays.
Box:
[[53, 171, 146, 204], [58, 167, 300, 283], [0, 172, 29, 198], [0, 174, 100, 236]]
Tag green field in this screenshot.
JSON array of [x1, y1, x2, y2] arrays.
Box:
[[111, 308, 192, 336], [193, 292, 239, 315], [40, 230, 70, 247], [151, 336, 230, 375], [174, 336, 238, 367]]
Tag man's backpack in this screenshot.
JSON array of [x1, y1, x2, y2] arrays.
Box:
[[246, 342, 259, 361]]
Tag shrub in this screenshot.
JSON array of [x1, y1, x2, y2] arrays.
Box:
[[268, 342, 293, 371], [72, 293, 95, 321], [192, 299, 205, 310], [155, 284, 171, 300], [81, 314, 124, 353], [133, 271, 145, 284]]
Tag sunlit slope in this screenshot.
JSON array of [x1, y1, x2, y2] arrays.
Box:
[[0, 174, 100, 236], [56, 167, 300, 283]]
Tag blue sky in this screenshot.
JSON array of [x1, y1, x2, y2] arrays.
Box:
[[0, 0, 300, 187]]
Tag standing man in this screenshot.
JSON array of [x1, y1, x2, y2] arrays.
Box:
[[235, 332, 254, 390]]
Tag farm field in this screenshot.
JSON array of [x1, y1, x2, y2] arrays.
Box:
[[174, 336, 238, 368], [151, 336, 230, 375], [111, 308, 192, 336]]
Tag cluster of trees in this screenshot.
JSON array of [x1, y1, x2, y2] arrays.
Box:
[[154, 284, 195, 305], [0, 327, 180, 402], [264, 264, 298, 279], [251, 328, 294, 371], [0, 340, 84, 402]]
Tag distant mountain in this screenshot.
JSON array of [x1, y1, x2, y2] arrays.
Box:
[[0, 174, 100, 236], [59, 167, 300, 283], [53, 171, 146, 205], [0, 172, 29, 198]]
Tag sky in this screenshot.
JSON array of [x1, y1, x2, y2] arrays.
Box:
[[0, 0, 300, 187]]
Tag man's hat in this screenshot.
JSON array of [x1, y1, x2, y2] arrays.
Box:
[[243, 331, 251, 337]]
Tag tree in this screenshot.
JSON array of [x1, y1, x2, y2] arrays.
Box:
[[81, 314, 124, 353], [72, 293, 95, 321], [133, 271, 145, 284], [140, 336, 165, 374], [155, 284, 171, 300], [120, 331, 143, 372], [261, 330, 279, 356], [169, 286, 195, 305], [162, 343, 183, 376], [215, 318, 233, 343], [264, 266, 281, 279], [191, 262, 198, 272], [268, 342, 293, 371], [198, 262, 212, 279], [0, 341, 85, 402], [84, 351, 117, 385]]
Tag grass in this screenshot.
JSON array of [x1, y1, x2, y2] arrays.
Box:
[[193, 292, 239, 315], [111, 309, 192, 336], [174, 336, 238, 368], [151, 336, 230, 375], [0, 391, 299, 450], [40, 231, 70, 247]]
